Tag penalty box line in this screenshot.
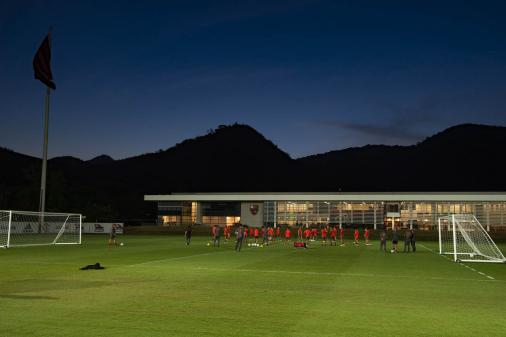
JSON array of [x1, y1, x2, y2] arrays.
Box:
[[128, 251, 228, 267], [126, 241, 275, 267], [190, 266, 502, 283], [419, 243, 496, 281]]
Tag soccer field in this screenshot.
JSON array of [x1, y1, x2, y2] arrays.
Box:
[[1, 236, 506, 337]]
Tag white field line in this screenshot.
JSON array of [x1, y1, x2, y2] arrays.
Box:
[[188, 266, 503, 283], [4, 260, 501, 283], [1, 260, 78, 266], [419, 243, 496, 280], [128, 240, 270, 267], [128, 252, 216, 267], [3, 260, 126, 267], [0, 251, 224, 268]]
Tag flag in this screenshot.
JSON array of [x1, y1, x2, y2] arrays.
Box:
[[33, 34, 56, 90]]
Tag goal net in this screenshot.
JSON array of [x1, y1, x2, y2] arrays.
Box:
[[438, 214, 506, 263], [0, 210, 81, 248]]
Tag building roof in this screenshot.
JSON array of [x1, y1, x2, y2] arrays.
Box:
[[144, 192, 506, 202]]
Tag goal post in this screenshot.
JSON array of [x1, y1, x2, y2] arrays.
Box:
[[438, 214, 506, 263], [0, 210, 82, 248]]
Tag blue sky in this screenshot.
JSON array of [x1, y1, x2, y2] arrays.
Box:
[[1, 0, 506, 159]]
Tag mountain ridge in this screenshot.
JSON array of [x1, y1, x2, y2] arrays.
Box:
[[1, 123, 505, 221]]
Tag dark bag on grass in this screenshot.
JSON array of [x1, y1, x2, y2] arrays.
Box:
[[80, 263, 105, 270]]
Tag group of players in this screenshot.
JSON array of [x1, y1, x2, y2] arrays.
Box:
[[200, 224, 372, 251], [184, 222, 417, 253]]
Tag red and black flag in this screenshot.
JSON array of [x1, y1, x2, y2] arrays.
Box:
[[33, 34, 56, 90]]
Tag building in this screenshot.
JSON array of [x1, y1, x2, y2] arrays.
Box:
[[144, 192, 506, 230]]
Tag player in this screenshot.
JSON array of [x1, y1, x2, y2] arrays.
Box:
[[226, 226, 232, 242], [268, 227, 274, 242], [243, 225, 249, 243], [391, 228, 398, 252], [353, 227, 359, 245], [108, 224, 117, 246], [250, 227, 254, 240], [339, 226, 345, 246], [311, 227, 318, 241], [330, 226, 337, 246], [276, 226, 281, 240], [235, 225, 244, 252], [211, 225, 216, 244], [304, 227, 311, 242], [285, 227, 292, 244], [321, 227, 328, 245], [410, 228, 416, 252], [298, 226, 303, 241], [262, 225, 269, 246], [184, 224, 192, 246], [254, 227, 259, 244], [364, 227, 370, 245], [213, 226, 221, 247], [223, 226, 229, 243], [380, 227, 387, 252], [404, 228, 412, 253]]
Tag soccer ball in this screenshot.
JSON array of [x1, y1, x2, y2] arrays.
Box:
[[248, 243, 251, 247], [120, 242, 124, 246], [390, 249, 394, 253], [470, 253, 475, 258], [260, 245, 263, 248], [206, 243, 210, 246]]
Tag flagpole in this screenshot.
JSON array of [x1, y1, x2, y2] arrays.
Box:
[[38, 28, 52, 233], [39, 86, 50, 215]]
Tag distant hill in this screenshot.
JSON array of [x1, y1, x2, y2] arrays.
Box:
[[1, 123, 505, 221], [297, 124, 506, 191], [0, 124, 299, 220]]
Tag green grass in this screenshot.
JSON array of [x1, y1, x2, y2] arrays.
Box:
[[1, 235, 506, 337]]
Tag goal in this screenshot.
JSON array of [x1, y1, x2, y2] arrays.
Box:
[[438, 214, 506, 263], [0, 210, 82, 248]]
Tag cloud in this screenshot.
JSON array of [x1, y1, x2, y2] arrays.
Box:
[[320, 121, 423, 144], [316, 95, 450, 145]]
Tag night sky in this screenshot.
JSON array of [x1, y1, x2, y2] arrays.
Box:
[[1, 0, 506, 160]]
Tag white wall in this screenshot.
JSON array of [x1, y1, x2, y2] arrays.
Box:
[[82, 223, 123, 234], [240, 203, 263, 227]]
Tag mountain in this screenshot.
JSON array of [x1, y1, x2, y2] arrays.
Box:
[[86, 155, 115, 165], [0, 124, 300, 220], [297, 124, 506, 191], [1, 123, 505, 221]]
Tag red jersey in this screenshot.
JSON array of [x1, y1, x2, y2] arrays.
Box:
[[365, 229, 370, 238], [354, 229, 359, 239], [321, 229, 327, 238], [330, 228, 337, 238], [304, 229, 311, 238], [250, 228, 254, 236], [285, 229, 291, 238], [276, 228, 280, 236], [254, 228, 259, 237], [340, 228, 344, 237], [244, 229, 248, 238], [311, 228, 317, 236], [298, 228, 303, 238], [268, 228, 274, 236]]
